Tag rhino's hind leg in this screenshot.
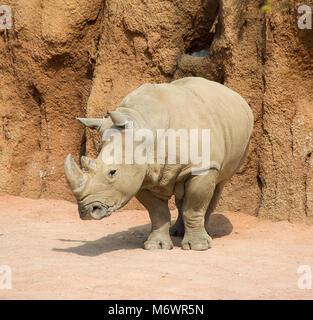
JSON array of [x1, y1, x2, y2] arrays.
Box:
[[170, 198, 185, 237], [181, 170, 219, 251], [136, 190, 173, 250], [204, 181, 226, 234]]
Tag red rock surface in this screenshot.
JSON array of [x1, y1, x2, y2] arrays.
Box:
[[0, 0, 312, 222]]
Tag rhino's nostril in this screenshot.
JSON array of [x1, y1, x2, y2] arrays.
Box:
[[92, 205, 101, 212], [78, 205, 92, 220], [78, 202, 110, 220]]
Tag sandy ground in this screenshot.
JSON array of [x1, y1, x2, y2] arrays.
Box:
[[0, 195, 313, 300]]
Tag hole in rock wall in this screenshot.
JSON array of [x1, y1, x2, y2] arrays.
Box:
[[190, 49, 209, 58], [185, 0, 219, 57]]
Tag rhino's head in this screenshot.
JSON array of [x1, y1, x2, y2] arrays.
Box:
[[64, 111, 147, 220]]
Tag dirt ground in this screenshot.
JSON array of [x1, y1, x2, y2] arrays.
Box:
[[0, 195, 313, 300]]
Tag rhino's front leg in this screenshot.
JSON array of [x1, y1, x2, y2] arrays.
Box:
[[136, 190, 173, 250], [181, 170, 218, 251]]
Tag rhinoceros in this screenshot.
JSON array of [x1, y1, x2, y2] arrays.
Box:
[[64, 77, 254, 251]]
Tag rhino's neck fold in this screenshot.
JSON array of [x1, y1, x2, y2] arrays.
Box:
[[115, 104, 171, 192]]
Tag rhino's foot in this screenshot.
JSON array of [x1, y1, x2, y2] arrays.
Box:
[[169, 222, 185, 237], [144, 232, 173, 250], [181, 231, 212, 251]]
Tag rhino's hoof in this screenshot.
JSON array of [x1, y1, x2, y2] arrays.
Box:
[[169, 224, 185, 237], [181, 233, 212, 251], [144, 239, 174, 250]]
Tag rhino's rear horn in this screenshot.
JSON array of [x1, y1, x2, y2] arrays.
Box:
[[64, 154, 86, 192]]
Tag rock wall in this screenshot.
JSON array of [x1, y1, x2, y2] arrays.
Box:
[[1, 0, 312, 222], [0, 0, 104, 200]]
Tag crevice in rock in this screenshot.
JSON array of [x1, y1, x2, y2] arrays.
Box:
[[30, 84, 50, 152], [185, 2, 219, 57], [256, 164, 264, 214], [219, 69, 225, 85], [30, 85, 43, 107], [304, 174, 308, 217], [87, 36, 101, 80], [85, 3, 104, 27], [176, 0, 229, 86], [144, 47, 152, 61], [261, 103, 278, 206], [92, 138, 102, 154], [289, 108, 296, 158], [79, 131, 87, 159], [29, 85, 48, 149], [86, 62, 95, 80], [86, 3, 106, 80], [304, 152, 312, 218], [257, 168, 263, 192], [29, 84, 50, 195], [238, 19, 248, 40], [257, 14, 280, 215]]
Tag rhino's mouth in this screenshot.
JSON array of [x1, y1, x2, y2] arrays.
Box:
[[78, 201, 115, 220]]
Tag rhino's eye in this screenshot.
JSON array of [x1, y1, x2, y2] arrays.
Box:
[[108, 169, 117, 177]]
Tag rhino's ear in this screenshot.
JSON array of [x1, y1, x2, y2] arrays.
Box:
[[107, 111, 132, 127], [76, 118, 104, 131]]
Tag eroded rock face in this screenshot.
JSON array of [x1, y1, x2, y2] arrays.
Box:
[[0, 0, 104, 200], [1, 0, 312, 222]]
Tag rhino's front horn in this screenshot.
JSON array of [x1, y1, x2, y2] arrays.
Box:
[[107, 111, 129, 127], [81, 156, 97, 172], [76, 118, 104, 131], [64, 154, 86, 192]]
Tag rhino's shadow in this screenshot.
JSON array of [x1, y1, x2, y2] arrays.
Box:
[[53, 213, 233, 256]]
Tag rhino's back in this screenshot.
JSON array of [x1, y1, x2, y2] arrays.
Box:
[[171, 78, 253, 180], [119, 77, 254, 181], [170, 77, 253, 134]]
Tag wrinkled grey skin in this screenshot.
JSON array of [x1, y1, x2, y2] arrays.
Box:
[[64, 77, 254, 250]]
